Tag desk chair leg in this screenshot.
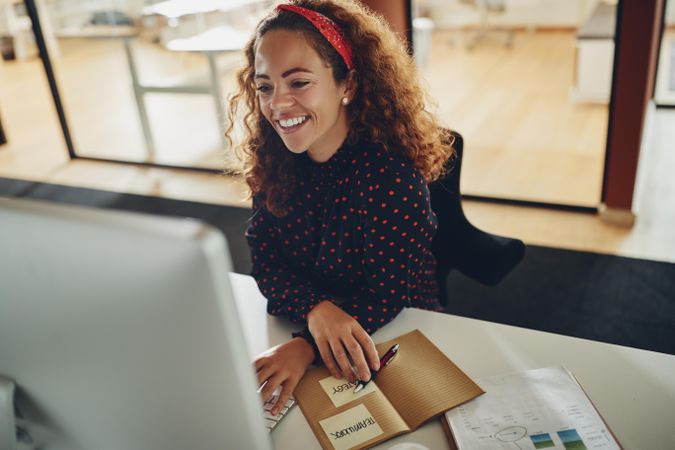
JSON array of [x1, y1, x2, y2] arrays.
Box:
[[465, 2, 513, 50], [0, 110, 7, 146], [124, 37, 156, 159]]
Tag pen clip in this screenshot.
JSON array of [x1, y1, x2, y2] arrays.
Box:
[[380, 343, 399, 367]]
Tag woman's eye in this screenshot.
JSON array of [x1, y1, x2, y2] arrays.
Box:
[[256, 85, 271, 94], [291, 80, 309, 88]]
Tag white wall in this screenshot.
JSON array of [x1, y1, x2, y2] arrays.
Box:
[[666, 0, 675, 26], [420, 0, 609, 29]]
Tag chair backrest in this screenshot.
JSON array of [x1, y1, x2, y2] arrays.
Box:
[[427, 129, 526, 292], [429, 129, 464, 268], [435, 130, 463, 195]]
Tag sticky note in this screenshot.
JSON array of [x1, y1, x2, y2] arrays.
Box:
[[319, 404, 383, 450], [318, 376, 378, 408]]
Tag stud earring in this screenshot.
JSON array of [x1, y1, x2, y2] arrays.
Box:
[[342, 97, 349, 105]]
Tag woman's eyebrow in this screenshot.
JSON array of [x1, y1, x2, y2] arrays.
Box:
[[254, 67, 314, 79]]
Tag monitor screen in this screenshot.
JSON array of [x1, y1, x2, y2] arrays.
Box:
[[0, 198, 271, 450]]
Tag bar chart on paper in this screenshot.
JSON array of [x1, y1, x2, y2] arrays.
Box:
[[445, 366, 620, 450]]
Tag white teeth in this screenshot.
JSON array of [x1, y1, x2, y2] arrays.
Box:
[[279, 116, 307, 128]]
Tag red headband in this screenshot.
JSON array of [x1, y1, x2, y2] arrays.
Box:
[[275, 4, 355, 71]]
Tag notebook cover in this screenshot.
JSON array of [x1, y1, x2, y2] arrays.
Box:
[[294, 329, 484, 450]]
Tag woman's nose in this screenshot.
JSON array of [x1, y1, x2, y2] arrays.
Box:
[[270, 89, 294, 110]]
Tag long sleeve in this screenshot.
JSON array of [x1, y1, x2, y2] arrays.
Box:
[[341, 161, 439, 334], [245, 144, 441, 355], [245, 195, 329, 324]]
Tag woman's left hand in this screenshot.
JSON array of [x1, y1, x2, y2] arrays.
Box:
[[254, 337, 315, 415]]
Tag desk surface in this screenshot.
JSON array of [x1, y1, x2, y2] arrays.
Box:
[[229, 273, 675, 450], [164, 25, 250, 53], [55, 25, 139, 39], [577, 2, 616, 39]]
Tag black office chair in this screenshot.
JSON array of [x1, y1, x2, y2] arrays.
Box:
[[429, 130, 525, 307]]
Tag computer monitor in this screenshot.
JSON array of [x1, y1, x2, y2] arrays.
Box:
[[0, 197, 272, 450]]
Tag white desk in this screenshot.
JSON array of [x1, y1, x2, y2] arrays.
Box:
[[143, 0, 268, 19], [571, 2, 616, 104], [228, 273, 675, 450], [55, 1, 267, 160], [140, 0, 270, 155], [56, 25, 241, 159]]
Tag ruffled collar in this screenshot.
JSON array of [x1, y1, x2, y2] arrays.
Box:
[[302, 138, 357, 177]]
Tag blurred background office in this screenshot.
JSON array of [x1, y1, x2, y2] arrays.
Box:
[[0, 0, 673, 255]]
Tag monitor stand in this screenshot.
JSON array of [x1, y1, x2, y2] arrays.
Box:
[[0, 376, 17, 450], [0, 377, 54, 450]]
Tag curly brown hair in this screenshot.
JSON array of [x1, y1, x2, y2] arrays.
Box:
[[225, 0, 454, 217]]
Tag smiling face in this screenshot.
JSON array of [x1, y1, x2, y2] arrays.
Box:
[[254, 29, 354, 162]]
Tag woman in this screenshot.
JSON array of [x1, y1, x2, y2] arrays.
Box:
[[225, 0, 453, 415]]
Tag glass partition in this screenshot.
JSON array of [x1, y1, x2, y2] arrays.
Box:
[[39, 0, 275, 171], [655, 0, 675, 106], [413, 0, 618, 207]]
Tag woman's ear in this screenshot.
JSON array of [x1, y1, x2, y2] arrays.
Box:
[[342, 69, 358, 102]]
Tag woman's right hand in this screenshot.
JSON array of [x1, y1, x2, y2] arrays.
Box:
[[307, 301, 380, 382], [254, 337, 315, 415]]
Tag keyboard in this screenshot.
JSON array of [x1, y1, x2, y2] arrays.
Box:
[[262, 387, 296, 432]]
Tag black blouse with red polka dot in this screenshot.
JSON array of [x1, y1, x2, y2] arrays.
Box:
[[245, 139, 441, 356]]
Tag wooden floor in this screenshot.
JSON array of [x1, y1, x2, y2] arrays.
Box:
[[1, 31, 674, 263], [423, 29, 608, 207]]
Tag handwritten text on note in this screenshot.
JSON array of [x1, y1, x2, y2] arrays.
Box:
[[319, 376, 378, 408], [319, 404, 384, 450]]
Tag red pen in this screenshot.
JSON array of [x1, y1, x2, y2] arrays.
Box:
[[353, 343, 399, 394]]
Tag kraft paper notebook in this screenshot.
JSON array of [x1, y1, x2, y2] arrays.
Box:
[[293, 329, 484, 450]]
